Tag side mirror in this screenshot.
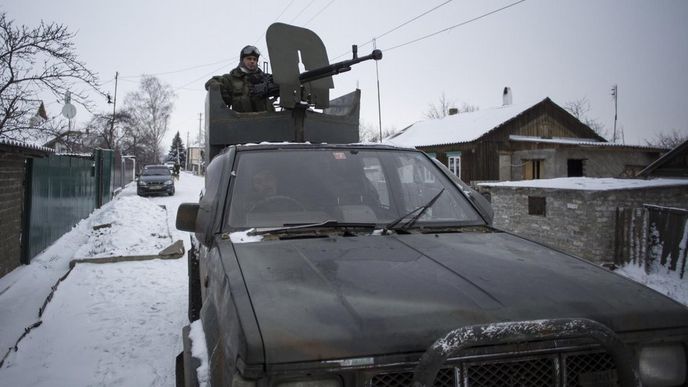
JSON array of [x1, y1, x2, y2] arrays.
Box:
[[176, 203, 199, 232]]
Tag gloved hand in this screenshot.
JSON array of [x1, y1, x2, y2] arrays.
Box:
[[249, 74, 280, 98]]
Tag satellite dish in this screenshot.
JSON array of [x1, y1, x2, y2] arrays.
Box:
[[61, 91, 76, 119], [62, 102, 76, 119]]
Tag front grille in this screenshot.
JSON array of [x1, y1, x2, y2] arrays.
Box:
[[566, 352, 617, 386], [369, 368, 454, 387], [461, 356, 555, 387], [366, 351, 617, 387]]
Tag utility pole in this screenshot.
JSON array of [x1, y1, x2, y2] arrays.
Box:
[[611, 84, 618, 143], [186, 131, 190, 171], [198, 113, 202, 147], [373, 38, 382, 142], [108, 72, 120, 186], [110, 72, 119, 143]]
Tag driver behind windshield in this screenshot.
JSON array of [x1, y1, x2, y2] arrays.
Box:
[[252, 169, 278, 199]]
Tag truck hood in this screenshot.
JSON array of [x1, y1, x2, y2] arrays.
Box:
[[233, 231, 688, 364]]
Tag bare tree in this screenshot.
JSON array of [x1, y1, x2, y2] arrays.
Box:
[[0, 12, 101, 141], [359, 120, 399, 143], [120, 118, 157, 167], [123, 75, 175, 163], [564, 97, 608, 140], [645, 128, 688, 149], [425, 93, 479, 119], [82, 110, 136, 150]]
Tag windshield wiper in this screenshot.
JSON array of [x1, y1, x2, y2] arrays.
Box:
[[382, 189, 445, 234], [247, 220, 377, 236]]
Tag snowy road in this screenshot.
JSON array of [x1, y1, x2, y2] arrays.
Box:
[[0, 172, 204, 387]]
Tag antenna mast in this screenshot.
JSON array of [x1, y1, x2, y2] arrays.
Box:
[[374, 38, 383, 142], [611, 84, 618, 142]]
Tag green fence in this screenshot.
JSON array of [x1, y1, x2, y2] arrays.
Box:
[[22, 149, 114, 263]]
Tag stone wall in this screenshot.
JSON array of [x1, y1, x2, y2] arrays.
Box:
[[0, 153, 26, 276], [487, 185, 688, 263]]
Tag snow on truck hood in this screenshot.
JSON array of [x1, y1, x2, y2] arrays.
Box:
[[229, 232, 688, 364]]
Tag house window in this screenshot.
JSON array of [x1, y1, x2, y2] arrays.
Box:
[[528, 196, 546, 216], [446, 151, 461, 178], [567, 159, 584, 177], [523, 159, 543, 180]]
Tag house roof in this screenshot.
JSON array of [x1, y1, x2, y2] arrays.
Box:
[[638, 139, 688, 177], [0, 137, 54, 156], [385, 100, 544, 147]]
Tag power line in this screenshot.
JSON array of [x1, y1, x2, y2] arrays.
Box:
[[252, 0, 298, 62], [383, 0, 527, 53], [173, 60, 238, 91], [274, 0, 297, 22], [304, 0, 337, 27], [371, 0, 454, 44], [289, 0, 317, 24], [118, 59, 235, 79], [330, 0, 454, 61], [121, 0, 525, 94]]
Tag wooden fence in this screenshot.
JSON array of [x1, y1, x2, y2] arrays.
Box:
[[615, 205, 688, 278]]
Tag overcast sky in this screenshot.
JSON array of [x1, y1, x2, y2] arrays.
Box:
[[4, 0, 687, 148]]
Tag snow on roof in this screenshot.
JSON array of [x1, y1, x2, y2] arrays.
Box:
[[0, 137, 54, 153], [384, 100, 542, 147], [509, 135, 663, 150], [55, 152, 93, 158], [479, 177, 688, 191]]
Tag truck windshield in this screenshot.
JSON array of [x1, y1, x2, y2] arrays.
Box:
[[226, 148, 484, 229]]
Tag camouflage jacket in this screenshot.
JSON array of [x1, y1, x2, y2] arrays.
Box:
[[205, 67, 275, 113]]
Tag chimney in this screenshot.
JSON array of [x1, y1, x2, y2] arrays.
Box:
[[448, 107, 459, 116], [502, 87, 512, 106]]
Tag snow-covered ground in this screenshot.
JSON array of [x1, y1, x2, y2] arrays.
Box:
[[0, 170, 686, 386], [0, 171, 204, 387]]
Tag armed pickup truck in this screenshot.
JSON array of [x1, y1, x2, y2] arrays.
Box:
[[174, 23, 688, 387]]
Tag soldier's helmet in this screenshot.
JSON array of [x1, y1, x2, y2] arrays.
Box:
[[240, 45, 261, 60]]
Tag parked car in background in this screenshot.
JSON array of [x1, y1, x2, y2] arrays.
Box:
[[137, 165, 175, 196], [164, 161, 175, 172]]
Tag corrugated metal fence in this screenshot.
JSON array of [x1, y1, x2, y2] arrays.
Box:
[[615, 205, 688, 278], [21, 149, 114, 263]]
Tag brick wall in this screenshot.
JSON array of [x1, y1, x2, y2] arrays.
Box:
[[487, 185, 688, 263], [0, 153, 26, 276]]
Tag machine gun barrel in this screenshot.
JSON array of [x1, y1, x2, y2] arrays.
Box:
[[299, 49, 382, 84]]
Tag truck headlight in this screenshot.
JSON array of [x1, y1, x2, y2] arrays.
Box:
[[165, 180, 173, 185], [639, 343, 686, 386], [277, 380, 341, 387], [138, 181, 147, 186]]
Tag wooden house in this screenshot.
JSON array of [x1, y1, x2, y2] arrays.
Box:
[[385, 94, 666, 185]]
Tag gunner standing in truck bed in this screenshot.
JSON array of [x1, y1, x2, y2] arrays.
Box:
[[205, 45, 276, 112]]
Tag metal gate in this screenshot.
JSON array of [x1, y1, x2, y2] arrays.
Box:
[[21, 149, 114, 264]]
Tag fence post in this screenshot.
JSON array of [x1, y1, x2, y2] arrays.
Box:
[[614, 207, 627, 266]]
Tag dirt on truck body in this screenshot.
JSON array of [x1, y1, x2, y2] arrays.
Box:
[[174, 23, 688, 387]]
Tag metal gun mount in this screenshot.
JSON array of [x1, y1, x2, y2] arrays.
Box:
[[266, 22, 382, 109], [204, 23, 381, 162]]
